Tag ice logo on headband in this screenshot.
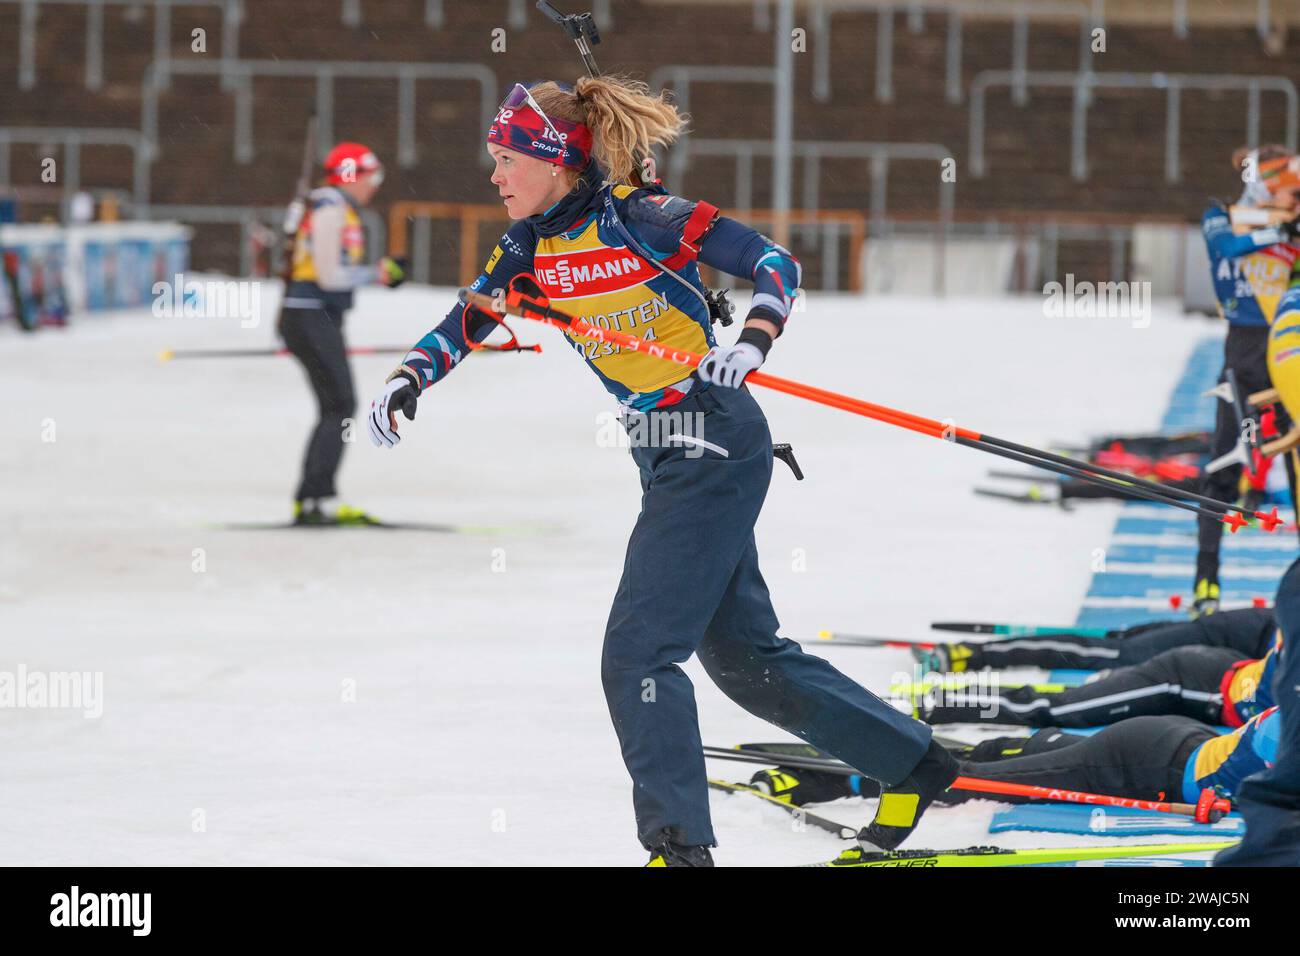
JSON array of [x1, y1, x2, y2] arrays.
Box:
[[532, 130, 569, 158]]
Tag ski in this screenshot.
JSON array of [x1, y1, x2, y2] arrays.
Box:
[[704, 745, 855, 776], [1051, 432, 1211, 459], [158, 345, 416, 362], [2, 248, 33, 331], [889, 679, 1077, 696], [975, 486, 1068, 507], [707, 779, 856, 839], [805, 841, 1237, 868], [708, 742, 976, 777], [212, 520, 551, 535], [987, 470, 1060, 483], [738, 742, 836, 759], [931, 622, 1118, 638], [737, 739, 975, 759], [810, 630, 939, 649]]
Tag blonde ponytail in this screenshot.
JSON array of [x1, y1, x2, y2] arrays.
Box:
[[528, 75, 689, 186]]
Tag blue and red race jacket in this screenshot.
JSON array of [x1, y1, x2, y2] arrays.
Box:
[[1202, 201, 1299, 327], [396, 165, 801, 412], [1183, 706, 1281, 803]]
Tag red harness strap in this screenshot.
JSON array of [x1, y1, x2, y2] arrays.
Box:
[[1219, 658, 1256, 728], [662, 200, 720, 271]]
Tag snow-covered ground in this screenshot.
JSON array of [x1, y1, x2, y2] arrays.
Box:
[[0, 285, 1225, 865]]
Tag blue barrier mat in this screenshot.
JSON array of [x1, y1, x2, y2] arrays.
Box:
[[1059, 725, 1230, 736], [989, 802, 1245, 838], [1032, 857, 1212, 867]]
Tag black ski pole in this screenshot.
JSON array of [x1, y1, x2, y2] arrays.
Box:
[[273, 114, 319, 335]]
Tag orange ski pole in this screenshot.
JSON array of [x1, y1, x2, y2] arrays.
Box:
[[952, 775, 1232, 823], [459, 279, 1272, 532]]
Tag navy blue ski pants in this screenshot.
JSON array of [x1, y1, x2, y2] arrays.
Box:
[[601, 384, 932, 848], [1216, 556, 1300, 866]]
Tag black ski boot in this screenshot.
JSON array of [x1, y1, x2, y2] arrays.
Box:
[[293, 498, 379, 527], [857, 738, 959, 852], [1192, 577, 1220, 618], [645, 832, 714, 867], [748, 767, 869, 805]]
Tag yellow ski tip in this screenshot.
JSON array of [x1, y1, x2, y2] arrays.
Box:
[[157, 349, 174, 362]]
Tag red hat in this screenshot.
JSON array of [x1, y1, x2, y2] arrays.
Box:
[[324, 142, 383, 185]]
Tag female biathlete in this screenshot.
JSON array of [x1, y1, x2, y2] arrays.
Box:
[[280, 142, 407, 525], [366, 76, 953, 865], [914, 606, 1276, 673]]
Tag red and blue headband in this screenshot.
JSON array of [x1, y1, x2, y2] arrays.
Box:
[[487, 83, 593, 171]]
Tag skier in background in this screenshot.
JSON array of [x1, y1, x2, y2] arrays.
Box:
[[913, 605, 1276, 673], [1193, 145, 1300, 614], [917, 632, 1281, 730], [367, 76, 954, 865], [281, 142, 408, 525]]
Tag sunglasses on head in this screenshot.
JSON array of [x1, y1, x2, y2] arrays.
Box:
[[499, 83, 569, 159]]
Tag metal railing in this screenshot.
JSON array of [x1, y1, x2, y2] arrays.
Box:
[[970, 70, 1300, 181], [750, 0, 1275, 42], [3, 0, 244, 92], [802, 1, 1099, 105], [342, 0, 613, 29], [669, 137, 954, 221], [647, 66, 779, 167], [667, 138, 954, 291], [0, 126, 149, 207], [140, 59, 499, 171]]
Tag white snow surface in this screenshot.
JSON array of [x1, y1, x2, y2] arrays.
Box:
[[0, 285, 1227, 865]]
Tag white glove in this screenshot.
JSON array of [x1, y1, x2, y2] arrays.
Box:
[[698, 341, 764, 389], [368, 376, 419, 448]]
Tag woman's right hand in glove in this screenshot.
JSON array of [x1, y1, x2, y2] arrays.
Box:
[[368, 372, 419, 448]]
